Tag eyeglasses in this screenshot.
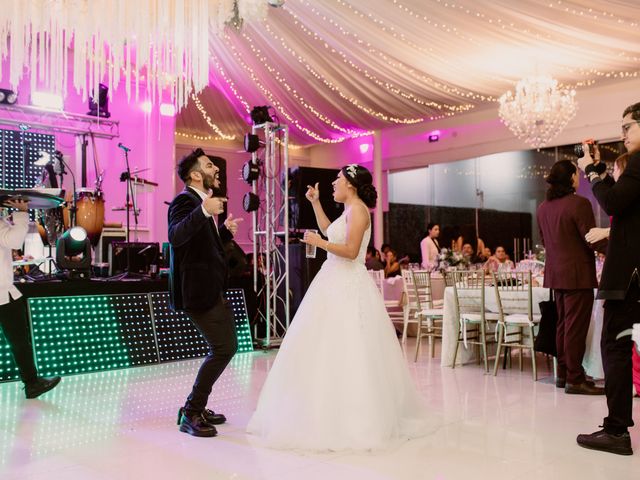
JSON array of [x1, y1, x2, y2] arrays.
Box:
[[621, 121, 639, 136]]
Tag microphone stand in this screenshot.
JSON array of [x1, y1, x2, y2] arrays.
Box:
[[111, 145, 145, 280]]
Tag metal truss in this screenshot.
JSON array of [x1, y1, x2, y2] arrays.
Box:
[[250, 122, 289, 348]]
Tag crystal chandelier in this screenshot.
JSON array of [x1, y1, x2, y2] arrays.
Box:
[[0, 0, 270, 111], [498, 76, 577, 149]]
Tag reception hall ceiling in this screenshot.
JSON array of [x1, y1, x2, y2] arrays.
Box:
[[176, 0, 640, 147]]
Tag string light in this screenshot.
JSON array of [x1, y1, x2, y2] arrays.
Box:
[[223, 36, 372, 143], [237, 31, 370, 136], [262, 23, 424, 123], [287, 3, 482, 111], [191, 93, 237, 141]]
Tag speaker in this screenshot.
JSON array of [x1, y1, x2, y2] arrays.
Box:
[[108, 242, 160, 275], [279, 243, 325, 318], [288, 167, 343, 231]]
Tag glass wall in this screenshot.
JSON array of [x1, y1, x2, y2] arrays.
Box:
[[387, 140, 624, 261]]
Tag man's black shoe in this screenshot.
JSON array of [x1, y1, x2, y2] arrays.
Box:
[[565, 381, 604, 395], [178, 410, 218, 437], [24, 376, 61, 399], [202, 408, 226, 425], [177, 407, 226, 427], [556, 378, 566, 388], [577, 429, 633, 456]]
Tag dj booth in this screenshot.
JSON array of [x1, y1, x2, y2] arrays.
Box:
[[0, 278, 254, 383]]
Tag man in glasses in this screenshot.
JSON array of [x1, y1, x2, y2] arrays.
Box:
[[576, 102, 640, 455]]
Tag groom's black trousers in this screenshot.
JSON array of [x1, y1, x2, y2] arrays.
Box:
[[185, 296, 238, 414]]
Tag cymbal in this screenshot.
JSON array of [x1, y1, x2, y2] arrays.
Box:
[[0, 189, 65, 210]]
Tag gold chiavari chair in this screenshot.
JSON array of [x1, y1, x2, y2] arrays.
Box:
[[412, 270, 445, 361], [491, 270, 542, 380], [447, 270, 499, 372]]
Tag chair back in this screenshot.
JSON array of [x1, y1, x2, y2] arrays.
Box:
[[410, 270, 436, 311], [491, 270, 533, 321], [445, 270, 485, 318], [368, 269, 385, 295]]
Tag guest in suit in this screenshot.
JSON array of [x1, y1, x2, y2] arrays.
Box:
[[0, 199, 60, 399], [420, 223, 440, 269], [537, 160, 603, 396], [169, 148, 242, 438], [577, 104, 640, 455], [365, 246, 384, 271]]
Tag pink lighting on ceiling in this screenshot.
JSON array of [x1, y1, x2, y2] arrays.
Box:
[[359, 143, 370, 154]]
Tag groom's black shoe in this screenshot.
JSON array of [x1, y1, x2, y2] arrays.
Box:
[[178, 410, 217, 438], [24, 376, 61, 399], [577, 429, 633, 456], [177, 407, 226, 427], [202, 408, 227, 426]]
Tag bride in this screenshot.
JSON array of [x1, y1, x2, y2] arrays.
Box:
[[246, 164, 436, 451]]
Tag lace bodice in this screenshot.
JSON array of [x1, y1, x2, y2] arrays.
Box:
[[325, 211, 370, 264]]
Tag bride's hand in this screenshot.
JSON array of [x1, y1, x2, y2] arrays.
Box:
[[301, 230, 323, 247], [305, 182, 320, 203]]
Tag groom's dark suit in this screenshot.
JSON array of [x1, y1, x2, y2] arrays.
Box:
[[168, 186, 237, 415]]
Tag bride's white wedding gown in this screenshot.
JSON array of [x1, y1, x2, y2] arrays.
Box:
[[247, 212, 436, 451]]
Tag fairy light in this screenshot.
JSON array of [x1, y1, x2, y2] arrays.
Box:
[[237, 31, 370, 136], [286, 4, 483, 111], [223, 36, 372, 143], [175, 130, 304, 150], [191, 93, 237, 140], [262, 23, 425, 123]]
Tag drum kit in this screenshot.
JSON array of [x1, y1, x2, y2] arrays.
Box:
[[2, 143, 161, 279]]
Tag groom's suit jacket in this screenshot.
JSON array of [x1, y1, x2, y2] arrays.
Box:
[[168, 187, 232, 312]]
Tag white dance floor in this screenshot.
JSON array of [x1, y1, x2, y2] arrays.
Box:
[[0, 342, 638, 480]]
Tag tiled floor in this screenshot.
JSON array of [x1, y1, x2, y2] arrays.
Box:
[[0, 342, 638, 480]]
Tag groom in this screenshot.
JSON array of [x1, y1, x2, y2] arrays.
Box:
[[168, 148, 241, 437]]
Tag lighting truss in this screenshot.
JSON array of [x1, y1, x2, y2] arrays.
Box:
[[250, 122, 290, 348]]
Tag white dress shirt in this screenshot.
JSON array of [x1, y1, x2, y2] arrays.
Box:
[[0, 211, 29, 305], [189, 186, 219, 232]]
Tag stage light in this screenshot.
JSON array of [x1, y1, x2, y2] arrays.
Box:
[[428, 130, 440, 143], [31, 91, 63, 110], [56, 226, 92, 277], [244, 133, 262, 153], [88, 83, 110, 118], [250, 106, 272, 124], [359, 143, 370, 154], [242, 192, 260, 212], [242, 161, 260, 184], [0, 88, 17, 104]]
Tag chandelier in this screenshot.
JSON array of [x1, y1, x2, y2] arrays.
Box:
[[498, 76, 577, 149], [0, 0, 271, 111]]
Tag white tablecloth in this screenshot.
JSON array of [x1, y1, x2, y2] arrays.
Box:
[[440, 286, 604, 379]]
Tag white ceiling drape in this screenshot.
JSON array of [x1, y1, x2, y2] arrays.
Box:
[[176, 0, 640, 146]]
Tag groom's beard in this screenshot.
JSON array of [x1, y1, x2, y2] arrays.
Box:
[[202, 172, 220, 192]]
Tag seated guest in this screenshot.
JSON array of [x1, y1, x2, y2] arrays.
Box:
[[483, 246, 514, 272], [461, 243, 478, 263], [420, 223, 440, 269], [384, 249, 401, 278], [478, 247, 492, 262], [379, 243, 392, 266], [365, 246, 384, 271]]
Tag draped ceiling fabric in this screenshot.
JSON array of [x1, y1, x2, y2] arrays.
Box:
[[176, 0, 640, 147]]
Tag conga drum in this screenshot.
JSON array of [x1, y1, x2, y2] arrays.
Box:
[[75, 189, 105, 246]]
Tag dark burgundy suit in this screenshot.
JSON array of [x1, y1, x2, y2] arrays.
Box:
[[537, 193, 597, 385]]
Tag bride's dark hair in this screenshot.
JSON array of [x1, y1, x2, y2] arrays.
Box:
[[341, 164, 378, 208]]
